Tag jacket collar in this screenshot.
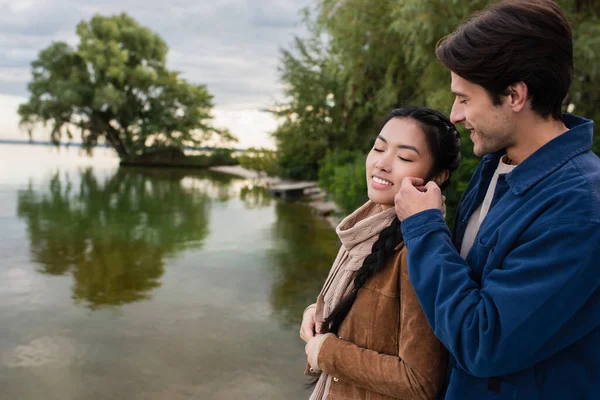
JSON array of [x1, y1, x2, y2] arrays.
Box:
[[481, 114, 594, 196]]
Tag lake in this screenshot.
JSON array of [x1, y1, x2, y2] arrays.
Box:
[[0, 144, 338, 400]]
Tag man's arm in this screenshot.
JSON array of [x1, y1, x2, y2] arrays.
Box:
[[401, 209, 600, 378]]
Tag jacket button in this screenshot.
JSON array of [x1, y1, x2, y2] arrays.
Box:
[[333, 377, 339, 382], [309, 368, 315, 373]]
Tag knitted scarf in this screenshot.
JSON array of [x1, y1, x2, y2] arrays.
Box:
[[310, 200, 397, 400]]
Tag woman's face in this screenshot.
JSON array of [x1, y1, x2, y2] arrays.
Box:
[[366, 117, 435, 208]]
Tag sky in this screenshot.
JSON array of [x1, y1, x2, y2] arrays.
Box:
[[0, 0, 313, 149]]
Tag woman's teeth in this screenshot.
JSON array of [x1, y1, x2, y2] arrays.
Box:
[[373, 176, 392, 186]]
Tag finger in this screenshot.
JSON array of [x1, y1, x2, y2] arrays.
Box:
[[414, 185, 427, 192], [300, 324, 308, 339], [300, 328, 314, 342], [425, 181, 440, 190], [402, 176, 425, 188], [425, 181, 441, 195], [315, 321, 323, 334]]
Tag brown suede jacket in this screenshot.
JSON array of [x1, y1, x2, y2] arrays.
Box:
[[309, 244, 448, 400]]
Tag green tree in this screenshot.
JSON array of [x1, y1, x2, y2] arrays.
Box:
[[270, 2, 413, 180], [318, 149, 368, 214], [238, 147, 280, 177], [272, 0, 600, 220], [269, 30, 346, 180], [18, 13, 236, 161]]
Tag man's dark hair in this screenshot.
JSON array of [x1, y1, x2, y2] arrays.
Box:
[[436, 0, 573, 120]]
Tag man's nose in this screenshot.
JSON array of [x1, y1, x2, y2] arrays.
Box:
[[450, 101, 465, 125]]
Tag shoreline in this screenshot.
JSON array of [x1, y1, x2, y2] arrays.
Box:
[[209, 165, 342, 229]]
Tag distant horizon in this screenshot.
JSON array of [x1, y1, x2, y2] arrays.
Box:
[[0, 138, 247, 152]]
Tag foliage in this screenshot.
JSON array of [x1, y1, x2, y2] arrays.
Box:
[[319, 150, 368, 214], [238, 147, 280, 177], [18, 13, 236, 161], [207, 148, 238, 166], [272, 0, 600, 222]]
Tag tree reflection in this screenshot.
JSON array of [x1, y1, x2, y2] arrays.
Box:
[[268, 202, 339, 329], [239, 183, 272, 209], [17, 167, 215, 309]]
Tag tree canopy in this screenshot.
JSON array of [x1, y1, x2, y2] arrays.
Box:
[[270, 0, 600, 220], [18, 13, 235, 160]]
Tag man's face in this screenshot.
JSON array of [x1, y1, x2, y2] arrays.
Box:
[[449, 72, 515, 157]]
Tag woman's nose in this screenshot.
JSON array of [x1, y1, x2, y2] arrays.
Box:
[[375, 158, 390, 172]]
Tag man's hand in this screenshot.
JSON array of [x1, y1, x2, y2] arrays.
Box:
[[394, 177, 443, 221], [299, 306, 322, 343]]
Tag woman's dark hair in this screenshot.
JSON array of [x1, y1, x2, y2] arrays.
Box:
[[320, 106, 461, 336], [380, 106, 461, 191], [436, 0, 572, 120]]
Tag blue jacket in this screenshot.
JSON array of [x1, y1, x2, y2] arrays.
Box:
[[400, 114, 600, 399]]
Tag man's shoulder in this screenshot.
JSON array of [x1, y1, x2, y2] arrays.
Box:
[[525, 150, 600, 227], [550, 149, 600, 195]]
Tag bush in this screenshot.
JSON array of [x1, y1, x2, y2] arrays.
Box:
[[208, 148, 237, 166], [319, 150, 368, 214], [238, 147, 280, 177]]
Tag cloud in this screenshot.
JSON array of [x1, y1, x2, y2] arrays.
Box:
[[212, 109, 278, 149], [0, 0, 312, 147]]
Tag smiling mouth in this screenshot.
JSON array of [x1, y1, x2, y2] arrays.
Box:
[[372, 176, 393, 186]]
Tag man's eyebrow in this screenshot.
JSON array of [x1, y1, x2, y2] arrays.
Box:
[[452, 90, 467, 97], [376, 135, 420, 155]]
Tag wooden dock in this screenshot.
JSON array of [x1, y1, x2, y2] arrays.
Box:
[[268, 181, 318, 200]]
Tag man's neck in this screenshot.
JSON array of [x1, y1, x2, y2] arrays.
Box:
[[505, 116, 568, 165]]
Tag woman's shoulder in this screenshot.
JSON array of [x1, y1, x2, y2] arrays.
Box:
[[393, 241, 406, 252], [389, 242, 407, 266]]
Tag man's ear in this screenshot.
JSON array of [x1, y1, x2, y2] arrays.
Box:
[[507, 81, 529, 112], [433, 170, 450, 187]]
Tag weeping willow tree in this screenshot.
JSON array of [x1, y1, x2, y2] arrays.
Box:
[[271, 0, 600, 221]]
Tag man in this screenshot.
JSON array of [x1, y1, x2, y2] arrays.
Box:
[[394, 1, 600, 399]]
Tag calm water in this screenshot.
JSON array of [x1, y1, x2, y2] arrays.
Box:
[[0, 144, 338, 400]]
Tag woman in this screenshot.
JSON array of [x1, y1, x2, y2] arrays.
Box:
[[300, 106, 461, 400]]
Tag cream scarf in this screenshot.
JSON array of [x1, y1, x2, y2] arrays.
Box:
[[310, 200, 398, 400]]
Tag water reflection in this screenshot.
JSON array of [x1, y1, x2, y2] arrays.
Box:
[[16, 167, 214, 309], [239, 183, 273, 209], [268, 202, 339, 329]]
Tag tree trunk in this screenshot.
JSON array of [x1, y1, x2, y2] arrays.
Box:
[[105, 126, 130, 160], [92, 112, 130, 160]]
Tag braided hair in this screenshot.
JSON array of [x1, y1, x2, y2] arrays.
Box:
[[321, 106, 461, 335]]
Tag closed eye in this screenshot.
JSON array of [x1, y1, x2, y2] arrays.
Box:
[[373, 148, 384, 153], [398, 156, 412, 162]]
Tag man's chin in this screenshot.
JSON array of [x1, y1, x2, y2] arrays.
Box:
[[473, 144, 496, 158], [473, 147, 485, 157]]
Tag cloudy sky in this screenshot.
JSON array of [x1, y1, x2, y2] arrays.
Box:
[[0, 0, 313, 148]]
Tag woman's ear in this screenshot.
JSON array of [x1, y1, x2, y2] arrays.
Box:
[[432, 170, 450, 187]]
